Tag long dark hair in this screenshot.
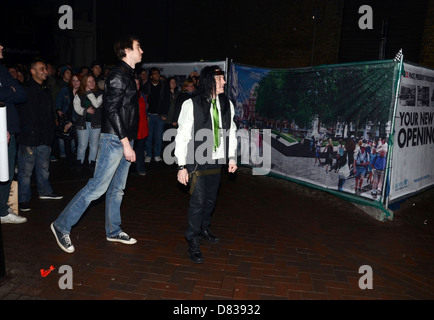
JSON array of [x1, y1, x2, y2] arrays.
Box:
[[196, 65, 230, 125], [197, 65, 220, 106]]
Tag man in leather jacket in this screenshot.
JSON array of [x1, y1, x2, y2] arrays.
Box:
[[51, 35, 143, 254]]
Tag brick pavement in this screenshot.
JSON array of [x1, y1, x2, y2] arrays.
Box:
[[0, 160, 433, 301]]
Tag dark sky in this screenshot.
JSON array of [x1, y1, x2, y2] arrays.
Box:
[[95, 0, 265, 64], [96, 0, 432, 67], [0, 0, 431, 68], [1, 0, 249, 65]]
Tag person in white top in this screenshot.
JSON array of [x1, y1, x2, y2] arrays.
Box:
[[73, 74, 103, 172], [175, 66, 237, 263]]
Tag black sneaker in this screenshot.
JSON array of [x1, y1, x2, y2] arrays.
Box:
[[39, 193, 63, 200], [106, 232, 137, 244], [50, 223, 75, 253], [19, 202, 31, 212]]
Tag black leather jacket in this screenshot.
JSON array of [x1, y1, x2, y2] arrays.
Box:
[[102, 60, 138, 141]]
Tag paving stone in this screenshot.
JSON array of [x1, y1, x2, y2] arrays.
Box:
[[0, 161, 433, 302]]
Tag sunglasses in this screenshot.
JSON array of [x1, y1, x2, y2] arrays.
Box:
[[213, 69, 224, 76]]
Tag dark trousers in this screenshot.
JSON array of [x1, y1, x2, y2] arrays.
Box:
[[62, 136, 75, 168], [134, 137, 147, 174], [185, 163, 222, 241]]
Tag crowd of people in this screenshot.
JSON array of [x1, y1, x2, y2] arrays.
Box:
[[0, 45, 201, 223], [312, 135, 388, 198], [2, 37, 237, 264]]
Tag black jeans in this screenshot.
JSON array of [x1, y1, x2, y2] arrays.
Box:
[[134, 137, 147, 173], [185, 163, 222, 241]]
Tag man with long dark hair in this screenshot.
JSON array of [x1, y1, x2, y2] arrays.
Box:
[[51, 35, 143, 253], [175, 66, 237, 263]]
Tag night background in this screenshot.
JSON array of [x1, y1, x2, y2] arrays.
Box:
[[0, 0, 433, 71]]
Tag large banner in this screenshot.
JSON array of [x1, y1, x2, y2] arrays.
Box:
[[389, 62, 434, 201], [229, 61, 400, 205]]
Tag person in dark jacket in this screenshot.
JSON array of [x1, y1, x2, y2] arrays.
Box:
[[142, 67, 170, 163], [0, 42, 27, 224], [16, 59, 64, 213], [51, 35, 143, 254], [55, 73, 81, 169]]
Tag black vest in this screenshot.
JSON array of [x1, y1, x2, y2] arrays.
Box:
[[190, 94, 232, 164]]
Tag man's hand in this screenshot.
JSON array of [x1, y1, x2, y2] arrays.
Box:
[[177, 168, 188, 185], [121, 137, 136, 162], [64, 122, 72, 132], [228, 159, 238, 173]]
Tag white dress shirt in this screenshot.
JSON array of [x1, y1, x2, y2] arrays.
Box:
[[175, 97, 237, 166]]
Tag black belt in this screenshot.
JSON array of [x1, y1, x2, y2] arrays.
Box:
[[188, 167, 222, 195]]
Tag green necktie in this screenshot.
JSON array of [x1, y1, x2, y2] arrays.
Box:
[[212, 99, 220, 151]]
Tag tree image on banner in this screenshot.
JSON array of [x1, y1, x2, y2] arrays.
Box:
[[253, 62, 397, 139], [254, 71, 291, 134]]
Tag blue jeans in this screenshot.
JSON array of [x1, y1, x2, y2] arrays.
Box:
[[76, 122, 101, 163], [0, 135, 17, 216], [18, 144, 53, 203], [145, 114, 164, 157], [54, 133, 132, 237]]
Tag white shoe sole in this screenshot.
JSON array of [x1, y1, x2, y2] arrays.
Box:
[[51, 223, 75, 253], [0, 216, 27, 224], [106, 237, 137, 245], [39, 195, 63, 200]]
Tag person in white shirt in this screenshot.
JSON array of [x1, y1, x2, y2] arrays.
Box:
[[73, 74, 103, 173], [175, 66, 237, 263]]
